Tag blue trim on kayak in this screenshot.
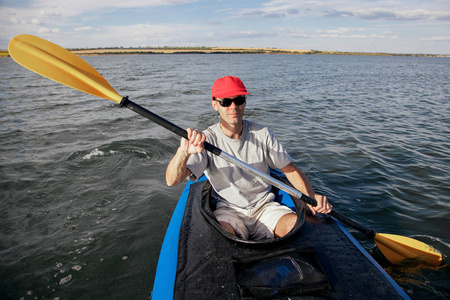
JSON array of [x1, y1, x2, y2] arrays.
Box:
[[331, 217, 411, 300], [151, 177, 206, 299]]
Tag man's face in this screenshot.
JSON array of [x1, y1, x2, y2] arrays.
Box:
[[212, 95, 246, 126]]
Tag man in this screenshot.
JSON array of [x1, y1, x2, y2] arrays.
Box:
[[166, 76, 332, 240]]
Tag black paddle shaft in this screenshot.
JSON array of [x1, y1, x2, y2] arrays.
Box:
[[120, 97, 221, 155], [330, 210, 376, 239]]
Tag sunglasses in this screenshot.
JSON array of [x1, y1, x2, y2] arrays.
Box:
[[213, 95, 246, 107]]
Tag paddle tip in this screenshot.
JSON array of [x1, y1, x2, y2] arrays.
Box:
[[375, 233, 443, 267]]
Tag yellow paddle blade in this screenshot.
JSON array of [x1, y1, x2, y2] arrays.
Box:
[[8, 34, 123, 103], [374, 233, 442, 266]]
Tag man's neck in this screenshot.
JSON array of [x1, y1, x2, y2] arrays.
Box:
[[220, 120, 243, 139]]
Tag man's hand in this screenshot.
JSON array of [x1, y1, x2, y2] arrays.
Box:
[[166, 128, 206, 187], [280, 162, 333, 216], [181, 128, 206, 154], [308, 193, 332, 216]]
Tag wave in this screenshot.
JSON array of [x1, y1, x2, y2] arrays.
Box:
[[82, 148, 119, 160]]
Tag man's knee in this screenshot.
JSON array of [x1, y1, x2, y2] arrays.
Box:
[[274, 213, 297, 238], [219, 221, 237, 236]]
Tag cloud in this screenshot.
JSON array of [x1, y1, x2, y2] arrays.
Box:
[[287, 27, 398, 40], [327, 8, 450, 22], [1, 0, 202, 47], [79, 22, 203, 47], [38, 9, 62, 18], [239, 3, 301, 19], [74, 26, 100, 32], [9, 17, 26, 24], [234, 30, 272, 38], [265, 13, 285, 19], [243, 10, 265, 17], [421, 36, 450, 41], [9, 16, 40, 25], [224, 30, 273, 39], [288, 29, 308, 38], [38, 27, 60, 34], [205, 30, 276, 43], [315, 28, 359, 35], [34, 0, 200, 16], [248, 1, 450, 22], [3, 0, 201, 30]]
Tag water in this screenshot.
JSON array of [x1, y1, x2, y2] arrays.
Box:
[[1, 54, 449, 299]]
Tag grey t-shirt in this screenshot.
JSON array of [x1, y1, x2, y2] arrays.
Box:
[[186, 120, 292, 209]]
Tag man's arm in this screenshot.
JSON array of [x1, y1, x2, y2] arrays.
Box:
[[280, 162, 332, 215], [166, 128, 205, 186]]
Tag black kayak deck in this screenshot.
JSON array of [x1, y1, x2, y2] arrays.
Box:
[[171, 179, 409, 299]]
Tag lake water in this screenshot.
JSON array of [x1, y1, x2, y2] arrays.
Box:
[[1, 53, 449, 299]]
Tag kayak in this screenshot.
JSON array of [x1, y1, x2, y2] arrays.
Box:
[[151, 171, 411, 299]]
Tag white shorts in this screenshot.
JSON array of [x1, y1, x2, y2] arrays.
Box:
[[213, 200, 295, 241]]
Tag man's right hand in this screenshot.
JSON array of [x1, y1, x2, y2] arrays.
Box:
[[166, 128, 205, 187], [181, 128, 206, 154]]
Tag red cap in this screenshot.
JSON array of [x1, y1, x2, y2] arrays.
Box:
[[211, 76, 250, 99]]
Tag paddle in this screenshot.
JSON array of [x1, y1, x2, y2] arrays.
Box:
[[8, 34, 443, 266], [328, 210, 443, 266]]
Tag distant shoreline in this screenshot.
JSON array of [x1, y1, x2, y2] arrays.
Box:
[[71, 47, 450, 57], [1, 47, 449, 57]]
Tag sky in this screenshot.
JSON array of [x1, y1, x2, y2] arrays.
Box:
[[1, 0, 450, 54]]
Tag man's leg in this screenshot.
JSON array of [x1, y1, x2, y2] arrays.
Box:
[[214, 206, 249, 239], [274, 213, 297, 238], [219, 221, 237, 236]]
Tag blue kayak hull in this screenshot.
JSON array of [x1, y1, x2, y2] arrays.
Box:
[[151, 175, 410, 299]]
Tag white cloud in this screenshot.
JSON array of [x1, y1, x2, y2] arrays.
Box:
[[207, 30, 276, 42], [79, 22, 200, 47], [288, 29, 308, 38], [34, 0, 200, 17], [315, 28, 362, 35], [421, 36, 450, 41], [288, 27, 397, 40], [74, 26, 99, 32], [38, 27, 60, 34], [352, 8, 450, 21], [245, 1, 450, 22], [9, 17, 22, 24], [38, 9, 62, 18]]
